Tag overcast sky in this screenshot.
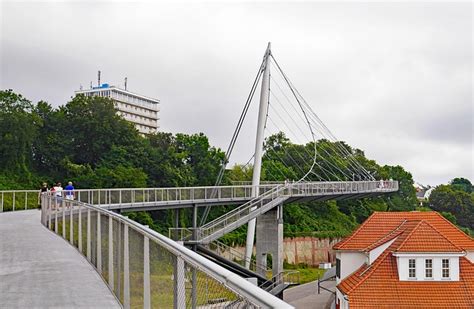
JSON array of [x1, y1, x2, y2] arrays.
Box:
[[1, 1, 472, 185]]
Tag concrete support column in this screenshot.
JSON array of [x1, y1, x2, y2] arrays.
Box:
[[256, 204, 284, 278]]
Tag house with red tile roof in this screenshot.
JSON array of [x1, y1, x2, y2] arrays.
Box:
[[333, 211, 474, 308]]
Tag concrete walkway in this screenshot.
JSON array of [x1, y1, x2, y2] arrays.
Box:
[[284, 280, 336, 309], [0, 210, 120, 308]]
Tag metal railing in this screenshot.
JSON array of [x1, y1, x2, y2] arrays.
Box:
[[169, 181, 398, 244], [73, 184, 279, 207], [262, 271, 300, 293], [170, 185, 287, 244], [205, 241, 300, 293], [1, 180, 398, 213], [40, 193, 293, 309], [0, 190, 40, 212]]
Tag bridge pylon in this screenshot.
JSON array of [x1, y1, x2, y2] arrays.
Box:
[[245, 42, 272, 269]]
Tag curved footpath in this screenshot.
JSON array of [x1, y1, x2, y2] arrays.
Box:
[[0, 210, 120, 308]]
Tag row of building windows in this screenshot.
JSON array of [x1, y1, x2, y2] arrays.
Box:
[[408, 258, 449, 279], [116, 102, 158, 116], [111, 90, 158, 109], [83, 91, 109, 97], [119, 111, 157, 125]]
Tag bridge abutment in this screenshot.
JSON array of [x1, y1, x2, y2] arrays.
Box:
[[256, 203, 284, 278]]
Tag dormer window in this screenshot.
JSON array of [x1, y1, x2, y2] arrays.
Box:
[[425, 259, 433, 278], [442, 259, 450, 278], [408, 259, 416, 278]]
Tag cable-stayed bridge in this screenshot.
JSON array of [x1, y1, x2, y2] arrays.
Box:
[[1, 43, 398, 308]]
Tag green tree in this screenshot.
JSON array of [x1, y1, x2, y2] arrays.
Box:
[[32, 101, 68, 178], [429, 184, 474, 229], [450, 177, 473, 193], [0, 90, 39, 183], [175, 133, 225, 186], [378, 165, 418, 211], [63, 95, 140, 166]]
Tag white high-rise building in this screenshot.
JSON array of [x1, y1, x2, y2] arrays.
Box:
[[75, 83, 160, 134]]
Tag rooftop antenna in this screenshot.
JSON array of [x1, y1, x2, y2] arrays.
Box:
[[124, 77, 128, 91], [90, 81, 93, 89], [98, 70, 101, 87]]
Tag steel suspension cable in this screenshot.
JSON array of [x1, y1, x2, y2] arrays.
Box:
[[270, 55, 374, 180]]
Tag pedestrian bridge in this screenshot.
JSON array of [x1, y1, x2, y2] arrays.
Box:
[[0, 180, 397, 308], [1, 191, 296, 308], [68, 180, 398, 212]]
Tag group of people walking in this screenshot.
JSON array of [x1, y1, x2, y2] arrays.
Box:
[[39, 181, 75, 200]]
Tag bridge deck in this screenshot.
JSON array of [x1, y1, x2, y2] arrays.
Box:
[[0, 210, 120, 308]]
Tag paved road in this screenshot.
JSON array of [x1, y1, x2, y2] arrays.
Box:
[[0, 210, 120, 308], [284, 280, 336, 309]]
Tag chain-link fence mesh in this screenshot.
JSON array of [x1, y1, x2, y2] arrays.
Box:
[[129, 226, 145, 308], [101, 214, 110, 282], [90, 209, 98, 267]]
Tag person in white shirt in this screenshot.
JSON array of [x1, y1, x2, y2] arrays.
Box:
[[53, 182, 63, 207]]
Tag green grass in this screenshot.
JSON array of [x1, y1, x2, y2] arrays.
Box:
[[284, 263, 327, 284], [296, 267, 327, 284]]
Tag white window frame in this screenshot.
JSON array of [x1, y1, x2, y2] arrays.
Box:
[[425, 259, 433, 278], [408, 259, 416, 279], [442, 259, 450, 278]]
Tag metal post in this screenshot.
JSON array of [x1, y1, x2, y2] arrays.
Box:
[[1, 192, 3, 212], [25, 192, 28, 210], [192, 205, 198, 308], [173, 208, 180, 308], [175, 253, 186, 309], [62, 201, 66, 238], [144, 236, 151, 309], [124, 225, 130, 309], [55, 203, 58, 233], [108, 216, 114, 288], [13, 192, 15, 211], [245, 42, 271, 268], [117, 222, 122, 299], [97, 212, 102, 271], [48, 196, 52, 229], [78, 204, 82, 253], [87, 209, 91, 261], [70, 201, 74, 245]]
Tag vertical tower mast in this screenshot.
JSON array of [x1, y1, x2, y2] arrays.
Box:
[[244, 42, 271, 268]]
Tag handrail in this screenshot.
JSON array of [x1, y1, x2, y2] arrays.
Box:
[[2, 181, 398, 214], [263, 270, 300, 292], [202, 185, 283, 229], [205, 240, 300, 296], [40, 193, 294, 309], [169, 181, 398, 244]]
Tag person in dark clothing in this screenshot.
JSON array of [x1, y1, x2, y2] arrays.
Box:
[[38, 182, 48, 209]]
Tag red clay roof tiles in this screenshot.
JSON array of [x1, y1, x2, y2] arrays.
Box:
[[335, 211, 474, 308], [334, 211, 474, 251]]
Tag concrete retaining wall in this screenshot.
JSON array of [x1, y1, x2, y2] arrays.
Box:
[[227, 237, 341, 267]]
